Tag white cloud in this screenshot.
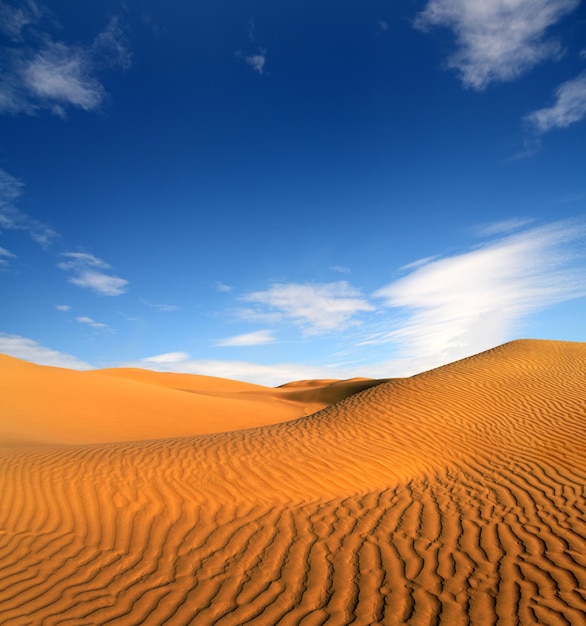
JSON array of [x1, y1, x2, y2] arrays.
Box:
[[0, 333, 91, 369], [142, 351, 190, 365], [378, 20, 389, 33], [400, 255, 439, 272], [216, 330, 275, 347], [22, 42, 105, 113], [238, 49, 267, 75], [58, 252, 129, 296], [216, 282, 233, 293], [246, 53, 266, 74], [55, 304, 70, 312], [241, 281, 375, 335], [76, 315, 115, 334], [0, 7, 130, 116], [526, 71, 586, 133], [0, 169, 57, 247], [371, 219, 586, 369], [415, 0, 579, 90]]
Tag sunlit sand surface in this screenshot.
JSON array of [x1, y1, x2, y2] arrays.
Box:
[[1, 339, 585, 624]]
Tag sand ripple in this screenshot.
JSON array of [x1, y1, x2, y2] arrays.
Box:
[[1, 339, 585, 624]]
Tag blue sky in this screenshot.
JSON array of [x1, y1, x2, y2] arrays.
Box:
[[1, 0, 585, 385]]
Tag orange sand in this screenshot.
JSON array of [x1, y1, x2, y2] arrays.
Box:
[[0, 339, 585, 624]]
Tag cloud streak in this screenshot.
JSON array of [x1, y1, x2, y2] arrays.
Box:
[[415, 0, 579, 90], [76, 316, 116, 334], [216, 330, 275, 347], [58, 252, 129, 296], [0, 245, 16, 267]]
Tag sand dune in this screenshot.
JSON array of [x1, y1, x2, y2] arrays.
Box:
[[0, 355, 386, 445], [0, 339, 585, 624]]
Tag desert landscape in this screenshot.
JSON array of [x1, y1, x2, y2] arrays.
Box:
[[0, 338, 585, 625]]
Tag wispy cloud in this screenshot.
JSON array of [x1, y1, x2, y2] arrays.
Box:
[[245, 50, 267, 75], [234, 308, 283, 324], [241, 281, 375, 335], [142, 299, 180, 312], [216, 282, 233, 293], [371, 219, 586, 369], [76, 315, 115, 334], [473, 217, 534, 237], [0, 0, 42, 40], [216, 330, 275, 347], [236, 47, 267, 75], [0, 2, 131, 116], [0, 169, 57, 247], [0, 245, 16, 267], [55, 304, 71, 312], [58, 252, 129, 296], [329, 265, 351, 274], [0, 333, 91, 369], [525, 71, 586, 133], [415, 0, 579, 90]]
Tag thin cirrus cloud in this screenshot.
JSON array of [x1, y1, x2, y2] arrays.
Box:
[[241, 281, 375, 335], [0, 245, 16, 266], [0, 0, 131, 116], [473, 217, 534, 237], [414, 0, 580, 90], [370, 219, 586, 370], [58, 252, 129, 296], [0, 169, 57, 248], [216, 330, 276, 347], [526, 71, 586, 133], [142, 300, 181, 312], [75, 316, 115, 334]]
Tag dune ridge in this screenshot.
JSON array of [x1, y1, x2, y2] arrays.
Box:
[[0, 339, 585, 624]]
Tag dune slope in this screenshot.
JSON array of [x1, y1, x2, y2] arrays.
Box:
[[0, 339, 585, 624]]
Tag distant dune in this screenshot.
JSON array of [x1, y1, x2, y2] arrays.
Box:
[[0, 355, 388, 445], [0, 339, 585, 624]]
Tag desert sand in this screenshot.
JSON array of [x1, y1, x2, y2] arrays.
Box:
[[0, 339, 585, 624]]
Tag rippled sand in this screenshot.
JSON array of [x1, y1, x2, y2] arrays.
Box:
[[1, 340, 585, 624]]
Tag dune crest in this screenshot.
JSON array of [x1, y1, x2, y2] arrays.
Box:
[[1, 339, 585, 624]]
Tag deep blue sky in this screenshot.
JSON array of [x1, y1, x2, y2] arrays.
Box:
[[1, 0, 585, 384]]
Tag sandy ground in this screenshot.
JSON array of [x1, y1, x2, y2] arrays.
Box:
[[0, 339, 585, 624]]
